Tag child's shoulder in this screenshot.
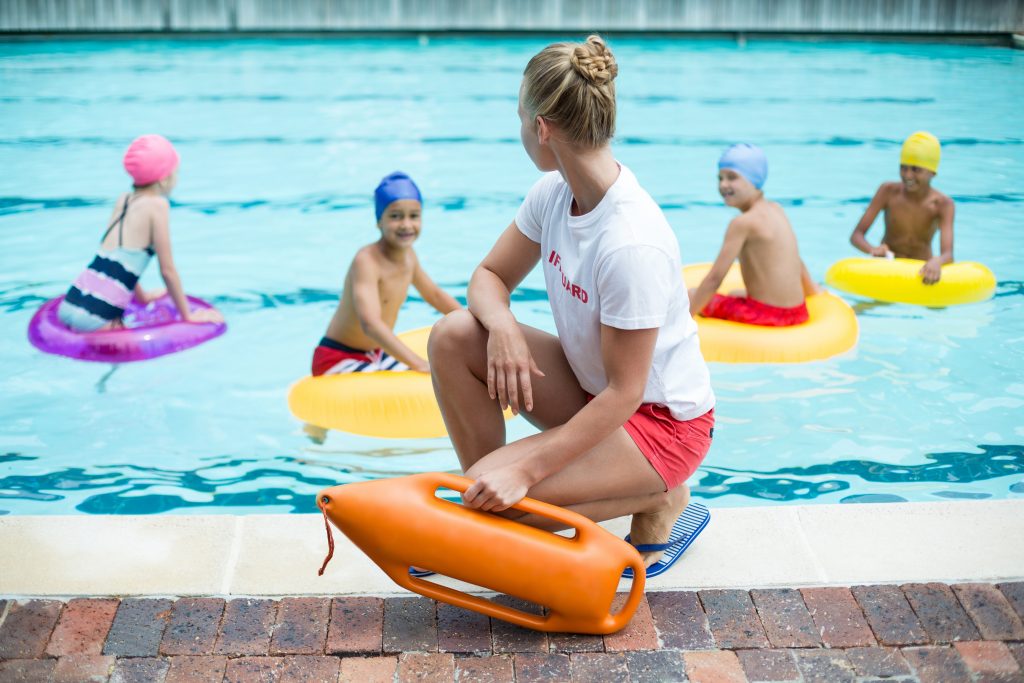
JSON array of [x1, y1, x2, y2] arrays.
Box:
[[351, 242, 419, 265], [929, 186, 953, 206], [877, 181, 903, 195], [130, 193, 170, 213]]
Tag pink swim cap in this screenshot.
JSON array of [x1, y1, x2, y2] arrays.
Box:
[[123, 134, 180, 186]]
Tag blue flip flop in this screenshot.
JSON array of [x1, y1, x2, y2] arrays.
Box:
[[622, 503, 710, 579], [409, 567, 435, 578]]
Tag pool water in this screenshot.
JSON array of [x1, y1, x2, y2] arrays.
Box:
[[1, 37, 1022, 514]]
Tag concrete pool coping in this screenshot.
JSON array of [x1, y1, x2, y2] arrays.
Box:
[[1, 499, 1022, 598]]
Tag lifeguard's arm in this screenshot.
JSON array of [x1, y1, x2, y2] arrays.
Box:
[[687, 217, 749, 316], [410, 258, 462, 315], [467, 222, 543, 414], [463, 324, 657, 512], [920, 198, 955, 284], [850, 184, 893, 256], [150, 199, 192, 320], [349, 252, 428, 371]]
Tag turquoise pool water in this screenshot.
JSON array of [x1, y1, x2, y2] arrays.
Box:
[[1, 37, 1022, 514]]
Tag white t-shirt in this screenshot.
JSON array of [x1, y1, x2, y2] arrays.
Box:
[[515, 165, 714, 421]]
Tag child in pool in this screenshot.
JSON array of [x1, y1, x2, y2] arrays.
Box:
[[57, 134, 223, 331], [849, 131, 954, 284], [688, 144, 820, 327], [310, 171, 461, 378]]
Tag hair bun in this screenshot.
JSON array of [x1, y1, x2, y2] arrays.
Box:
[[570, 35, 618, 86]]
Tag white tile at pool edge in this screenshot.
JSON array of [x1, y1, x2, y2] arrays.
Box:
[[797, 499, 1024, 585], [643, 506, 825, 589], [229, 514, 396, 595], [0, 515, 234, 596], [227, 507, 824, 596]]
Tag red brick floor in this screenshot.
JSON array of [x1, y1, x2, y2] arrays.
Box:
[[0, 582, 1022, 682]]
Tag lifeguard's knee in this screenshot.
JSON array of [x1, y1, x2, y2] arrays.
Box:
[[428, 309, 484, 363]]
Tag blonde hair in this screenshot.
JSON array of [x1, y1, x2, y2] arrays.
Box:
[[522, 34, 618, 148]]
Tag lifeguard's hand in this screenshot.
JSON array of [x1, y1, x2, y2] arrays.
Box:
[[486, 325, 544, 415], [920, 258, 943, 285], [188, 308, 224, 324], [462, 465, 531, 512], [409, 358, 430, 374], [870, 243, 893, 258]]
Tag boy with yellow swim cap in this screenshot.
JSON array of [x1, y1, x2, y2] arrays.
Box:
[[849, 131, 955, 284]]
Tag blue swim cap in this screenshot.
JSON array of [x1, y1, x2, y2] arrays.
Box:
[[718, 143, 768, 189], [374, 171, 422, 221]]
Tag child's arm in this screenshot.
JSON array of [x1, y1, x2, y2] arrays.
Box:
[[800, 260, 823, 296], [349, 252, 430, 372], [150, 201, 222, 324], [920, 197, 955, 284], [850, 184, 893, 257], [687, 217, 749, 316], [132, 282, 166, 304], [411, 259, 462, 315]]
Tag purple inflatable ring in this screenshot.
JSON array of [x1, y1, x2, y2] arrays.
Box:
[[28, 295, 226, 363]]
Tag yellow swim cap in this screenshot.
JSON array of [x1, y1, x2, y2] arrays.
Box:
[[900, 131, 940, 173]]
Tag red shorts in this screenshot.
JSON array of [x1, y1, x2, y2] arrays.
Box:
[[701, 293, 809, 327], [587, 393, 714, 490]]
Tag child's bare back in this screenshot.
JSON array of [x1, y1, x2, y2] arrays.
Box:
[[688, 144, 817, 327], [734, 198, 806, 308]]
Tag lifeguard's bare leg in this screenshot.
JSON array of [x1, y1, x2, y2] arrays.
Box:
[[429, 309, 690, 566]]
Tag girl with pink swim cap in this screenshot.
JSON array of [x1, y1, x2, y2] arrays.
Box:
[[57, 134, 223, 332]]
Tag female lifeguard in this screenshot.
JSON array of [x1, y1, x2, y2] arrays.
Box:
[[428, 36, 715, 574]]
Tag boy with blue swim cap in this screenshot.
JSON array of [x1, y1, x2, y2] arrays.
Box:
[[688, 144, 821, 326], [849, 131, 955, 284], [303, 171, 461, 441]]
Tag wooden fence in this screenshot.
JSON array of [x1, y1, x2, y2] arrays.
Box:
[[2, 0, 1022, 34]]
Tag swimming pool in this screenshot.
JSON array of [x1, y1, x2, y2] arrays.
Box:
[[1, 37, 1022, 514]]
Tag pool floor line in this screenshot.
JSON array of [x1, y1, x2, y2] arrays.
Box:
[[1, 499, 1022, 597]]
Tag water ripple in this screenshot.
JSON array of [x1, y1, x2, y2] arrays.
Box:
[[1, 135, 1019, 149], [3, 191, 1021, 219], [694, 444, 1023, 503], [0, 444, 1020, 514]]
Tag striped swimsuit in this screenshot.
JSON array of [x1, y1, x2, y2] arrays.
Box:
[[58, 196, 154, 332]]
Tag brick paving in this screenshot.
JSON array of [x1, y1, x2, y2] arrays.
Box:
[[0, 583, 1022, 682]]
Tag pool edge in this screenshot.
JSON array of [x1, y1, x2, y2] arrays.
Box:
[[2, 499, 1022, 597]]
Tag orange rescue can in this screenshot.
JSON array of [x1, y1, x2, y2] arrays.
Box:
[[317, 472, 646, 634]]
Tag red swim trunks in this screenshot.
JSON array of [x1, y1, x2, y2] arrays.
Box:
[[700, 294, 809, 327], [311, 337, 407, 376]]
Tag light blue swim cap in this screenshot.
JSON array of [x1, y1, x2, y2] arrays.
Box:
[[718, 143, 768, 189], [374, 171, 422, 221]]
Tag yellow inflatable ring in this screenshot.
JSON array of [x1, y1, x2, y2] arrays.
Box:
[[684, 263, 858, 363], [825, 257, 995, 306], [288, 327, 512, 439]]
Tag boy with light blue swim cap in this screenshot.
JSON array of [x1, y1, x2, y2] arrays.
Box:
[[687, 144, 821, 327], [717, 143, 767, 190], [303, 171, 462, 443], [848, 131, 955, 284]]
